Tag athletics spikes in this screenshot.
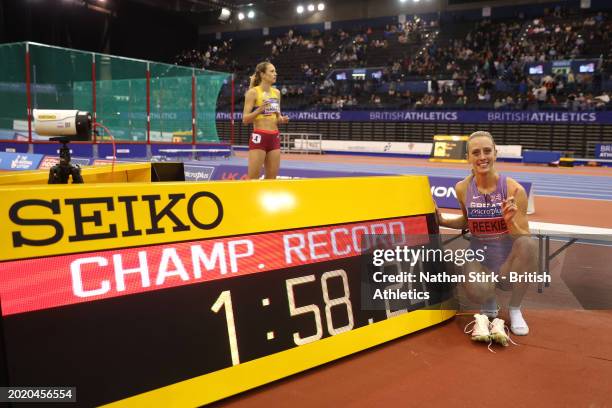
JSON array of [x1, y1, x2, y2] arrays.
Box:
[[464, 314, 491, 343]]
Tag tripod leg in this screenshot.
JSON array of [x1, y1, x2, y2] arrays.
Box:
[[71, 165, 84, 184], [48, 165, 61, 184]]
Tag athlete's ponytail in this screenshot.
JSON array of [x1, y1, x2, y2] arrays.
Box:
[[249, 61, 271, 89]]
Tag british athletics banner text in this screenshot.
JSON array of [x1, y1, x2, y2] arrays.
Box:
[[217, 111, 612, 124]]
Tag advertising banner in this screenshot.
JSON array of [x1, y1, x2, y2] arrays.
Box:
[[0, 152, 44, 171], [217, 111, 612, 124]]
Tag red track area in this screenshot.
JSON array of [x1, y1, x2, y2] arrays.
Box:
[[222, 152, 612, 407], [216, 310, 612, 408]]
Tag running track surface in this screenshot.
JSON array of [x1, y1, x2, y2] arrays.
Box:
[[223, 153, 612, 201]]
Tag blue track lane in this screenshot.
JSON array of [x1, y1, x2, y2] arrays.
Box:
[[194, 157, 612, 201]]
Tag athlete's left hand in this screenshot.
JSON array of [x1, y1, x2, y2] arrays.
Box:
[[502, 187, 519, 225], [278, 115, 289, 124]]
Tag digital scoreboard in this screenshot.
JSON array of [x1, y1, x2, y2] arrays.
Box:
[[429, 135, 469, 163], [0, 176, 455, 406]]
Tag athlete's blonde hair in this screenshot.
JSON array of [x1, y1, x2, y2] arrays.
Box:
[[468, 131, 495, 145], [468, 131, 497, 152], [249, 61, 272, 88]]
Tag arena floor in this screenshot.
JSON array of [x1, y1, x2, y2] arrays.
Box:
[[210, 152, 612, 408], [215, 310, 612, 408]]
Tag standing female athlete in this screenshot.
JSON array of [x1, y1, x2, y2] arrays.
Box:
[[437, 131, 537, 338], [242, 62, 289, 179]]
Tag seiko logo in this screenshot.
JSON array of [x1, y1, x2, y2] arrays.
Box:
[[9, 192, 224, 248]]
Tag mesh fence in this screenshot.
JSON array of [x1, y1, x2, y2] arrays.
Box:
[[0, 42, 229, 143], [150, 64, 193, 142], [0, 43, 27, 140], [196, 70, 227, 142], [93, 54, 148, 141]]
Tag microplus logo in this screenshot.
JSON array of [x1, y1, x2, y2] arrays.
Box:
[[184, 166, 214, 181], [185, 170, 212, 181]]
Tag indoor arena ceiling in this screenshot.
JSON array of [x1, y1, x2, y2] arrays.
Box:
[[127, 0, 297, 13]]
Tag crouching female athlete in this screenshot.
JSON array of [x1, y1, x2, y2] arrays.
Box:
[[242, 61, 289, 179], [437, 131, 538, 338]]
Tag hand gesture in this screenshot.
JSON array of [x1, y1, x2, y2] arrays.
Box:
[[278, 115, 289, 124], [257, 100, 271, 113], [502, 187, 519, 225]]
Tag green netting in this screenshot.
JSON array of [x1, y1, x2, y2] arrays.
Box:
[[93, 55, 148, 141], [150, 64, 193, 142], [0, 42, 228, 143], [196, 71, 229, 142], [29, 43, 93, 115], [0, 43, 27, 140]]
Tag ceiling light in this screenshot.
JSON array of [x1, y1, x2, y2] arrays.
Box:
[[219, 8, 231, 21], [307, 4, 315, 11], [238, 12, 245, 20], [247, 10, 255, 18], [297, 5, 304, 13], [317, 3, 325, 11]]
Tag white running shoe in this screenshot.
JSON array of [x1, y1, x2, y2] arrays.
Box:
[[464, 314, 491, 342]]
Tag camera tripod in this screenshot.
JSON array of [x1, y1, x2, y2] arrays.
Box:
[[47, 137, 84, 184]]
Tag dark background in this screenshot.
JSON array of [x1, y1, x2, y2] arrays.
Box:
[[0, 0, 201, 62]]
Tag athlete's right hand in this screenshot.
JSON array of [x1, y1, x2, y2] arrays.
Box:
[[257, 100, 271, 113]]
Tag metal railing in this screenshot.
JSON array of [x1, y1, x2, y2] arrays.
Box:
[[281, 133, 323, 154]]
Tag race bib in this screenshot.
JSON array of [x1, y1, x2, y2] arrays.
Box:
[[264, 98, 280, 115]]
